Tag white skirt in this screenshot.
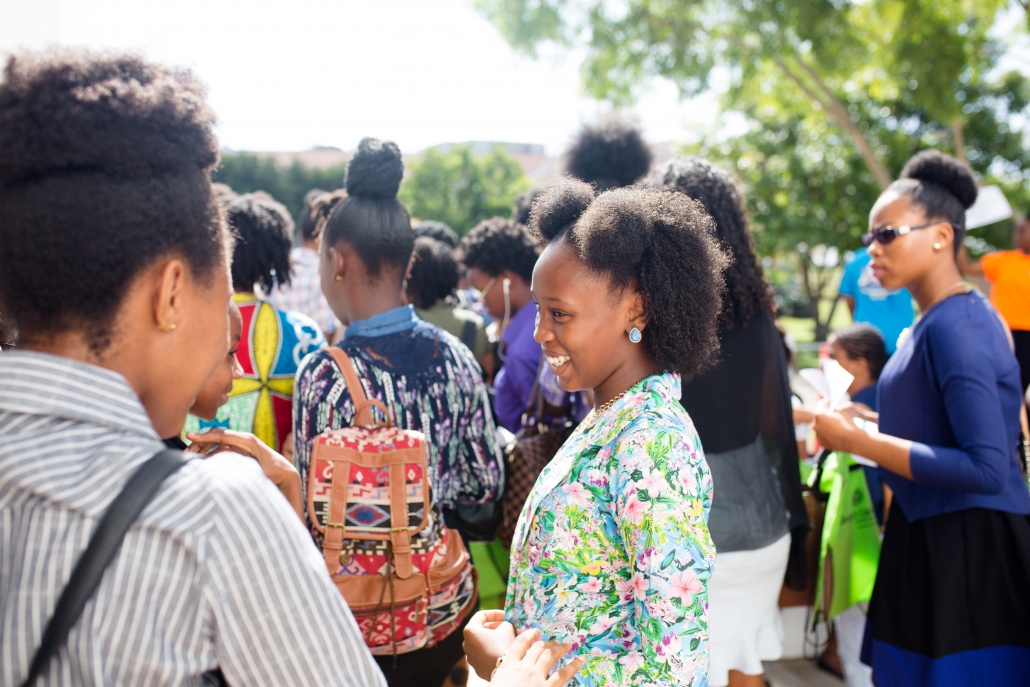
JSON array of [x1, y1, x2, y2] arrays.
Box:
[[708, 533, 791, 686]]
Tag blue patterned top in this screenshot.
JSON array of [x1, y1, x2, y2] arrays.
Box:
[[293, 307, 504, 513]]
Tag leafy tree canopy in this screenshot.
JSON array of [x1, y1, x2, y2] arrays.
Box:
[[399, 144, 529, 235], [213, 153, 346, 222]]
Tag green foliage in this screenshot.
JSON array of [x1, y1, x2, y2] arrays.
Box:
[[479, 0, 1030, 338], [213, 153, 347, 220], [398, 144, 529, 235]]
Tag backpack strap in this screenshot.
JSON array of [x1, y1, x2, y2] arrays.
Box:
[[325, 348, 414, 580], [20, 450, 190, 687], [458, 318, 477, 351], [328, 348, 390, 428]]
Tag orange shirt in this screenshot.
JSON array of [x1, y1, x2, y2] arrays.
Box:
[[983, 250, 1030, 331]]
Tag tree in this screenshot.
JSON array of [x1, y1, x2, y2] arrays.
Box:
[[399, 144, 529, 235], [213, 153, 347, 220], [479, 0, 1030, 338], [477, 0, 1008, 189]]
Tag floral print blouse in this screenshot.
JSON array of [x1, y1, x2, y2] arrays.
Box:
[[505, 372, 714, 687]]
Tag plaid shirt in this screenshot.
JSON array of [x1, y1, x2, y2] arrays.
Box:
[[268, 247, 338, 335]]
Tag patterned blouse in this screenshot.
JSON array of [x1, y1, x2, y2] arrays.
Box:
[[505, 373, 714, 687], [185, 293, 326, 452], [293, 310, 503, 513]]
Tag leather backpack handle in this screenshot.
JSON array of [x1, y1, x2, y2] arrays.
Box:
[[328, 348, 392, 428]]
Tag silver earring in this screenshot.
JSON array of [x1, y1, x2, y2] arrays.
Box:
[[933, 242, 942, 250], [629, 327, 642, 343]]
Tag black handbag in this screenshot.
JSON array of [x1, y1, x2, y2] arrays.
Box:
[[18, 450, 216, 686]]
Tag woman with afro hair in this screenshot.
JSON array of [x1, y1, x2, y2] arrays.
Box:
[[814, 151, 1030, 686], [648, 158, 809, 687], [464, 177, 727, 687], [0, 48, 384, 687]]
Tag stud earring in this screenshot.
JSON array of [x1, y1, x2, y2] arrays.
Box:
[[629, 327, 642, 343], [933, 242, 942, 250], [334, 275, 342, 281], [162, 323, 177, 332]]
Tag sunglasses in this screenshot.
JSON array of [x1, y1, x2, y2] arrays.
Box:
[[861, 221, 946, 247]]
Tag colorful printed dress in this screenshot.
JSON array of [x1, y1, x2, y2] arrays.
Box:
[[185, 293, 326, 452], [505, 372, 715, 687]]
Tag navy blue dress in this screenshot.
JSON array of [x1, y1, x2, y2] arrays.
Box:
[[863, 291, 1030, 685]]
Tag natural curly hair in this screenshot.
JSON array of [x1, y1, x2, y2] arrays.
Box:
[[0, 48, 228, 349], [534, 178, 729, 379], [312, 137, 413, 279], [227, 192, 294, 293], [458, 217, 539, 283], [647, 158, 775, 330], [565, 119, 653, 192]]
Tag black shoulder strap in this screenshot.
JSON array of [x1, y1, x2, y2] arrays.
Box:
[[459, 318, 477, 351], [20, 449, 190, 687]]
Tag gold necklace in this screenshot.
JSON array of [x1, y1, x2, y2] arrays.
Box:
[[590, 375, 654, 418], [925, 280, 967, 311]]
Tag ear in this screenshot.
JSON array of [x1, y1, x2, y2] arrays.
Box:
[[624, 288, 649, 332], [329, 243, 347, 282], [933, 221, 956, 251], [153, 259, 188, 333]]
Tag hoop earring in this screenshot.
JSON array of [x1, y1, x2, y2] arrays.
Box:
[[629, 327, 642, 343]]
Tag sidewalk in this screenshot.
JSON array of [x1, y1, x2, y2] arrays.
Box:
[[468, 660, 844, 686]]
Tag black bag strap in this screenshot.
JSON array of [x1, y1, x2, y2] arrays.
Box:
[[20, 449, 190, 687], [459, 318, 478, 352]]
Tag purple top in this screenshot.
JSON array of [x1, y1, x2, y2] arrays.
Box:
[[878, 290, 1030, 520], [494, 302, 541, 432]]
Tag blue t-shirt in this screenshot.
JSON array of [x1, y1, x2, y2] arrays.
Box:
[[839, 248, 914, 353]]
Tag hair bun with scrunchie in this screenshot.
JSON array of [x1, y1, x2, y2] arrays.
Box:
[[344, 137, 404, 199], [900, 150, 978, 210]]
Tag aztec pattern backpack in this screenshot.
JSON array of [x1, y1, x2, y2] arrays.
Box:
[[307, 349, 477, 656]]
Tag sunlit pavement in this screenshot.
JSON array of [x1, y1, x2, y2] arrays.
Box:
[[466, 660, 844, 686]]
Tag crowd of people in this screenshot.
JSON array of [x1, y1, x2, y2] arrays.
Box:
[[3, 47, 1030, 687]]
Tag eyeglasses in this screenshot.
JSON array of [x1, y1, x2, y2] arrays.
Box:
[[861, 221, 946, 247]]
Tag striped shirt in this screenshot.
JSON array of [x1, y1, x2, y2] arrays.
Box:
[[0, 351, 386, 687]]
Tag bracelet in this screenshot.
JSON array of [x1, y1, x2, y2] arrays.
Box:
[[488, 653, 506, 682]]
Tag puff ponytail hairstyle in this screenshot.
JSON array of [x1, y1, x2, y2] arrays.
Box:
[[312, 137, 413, 278], [531, 177, 728, 379]]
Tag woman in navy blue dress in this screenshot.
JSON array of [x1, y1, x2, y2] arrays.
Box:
[[814, 150, 1030, 686]]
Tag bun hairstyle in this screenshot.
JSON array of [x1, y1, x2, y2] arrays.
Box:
[[529, 177, 595, 243], [646, 158, 775, 330], [535, 182, 729, 379], [565, 119, 653, 192], [313, 137, 413, 278], [0, 48, 228, 349], [882, 150, 978, 255], [227, 192, 294, 294]]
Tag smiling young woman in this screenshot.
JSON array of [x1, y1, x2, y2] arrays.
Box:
[[463, 178, 729, 687], [814, 151, 1030, 686]]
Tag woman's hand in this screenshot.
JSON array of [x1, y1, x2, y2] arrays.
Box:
[[490, 629, 585, 687], [812, 410, 866, 454], [185, 428, 304, 520], [463, 610, 516, 679]]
